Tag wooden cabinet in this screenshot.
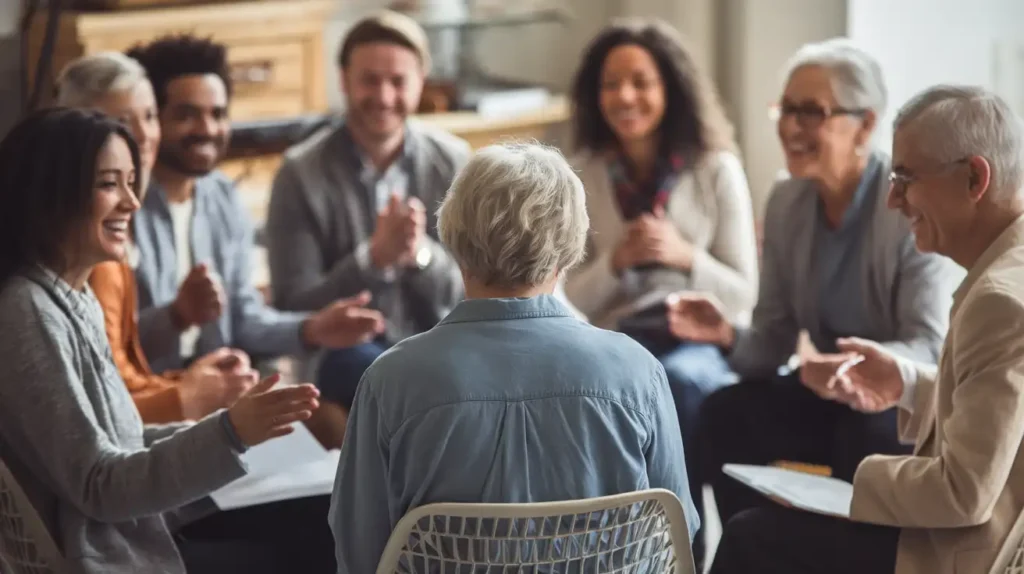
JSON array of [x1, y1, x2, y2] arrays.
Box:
[[24, 0, 333, 121]]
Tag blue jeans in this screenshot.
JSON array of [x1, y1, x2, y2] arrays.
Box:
[[315, 341, 388, 409]]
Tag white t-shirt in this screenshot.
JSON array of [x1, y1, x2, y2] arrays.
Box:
[[167, 199, 200, 359]]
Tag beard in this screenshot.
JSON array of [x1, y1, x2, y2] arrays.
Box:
[[157, 135, 229, 177]]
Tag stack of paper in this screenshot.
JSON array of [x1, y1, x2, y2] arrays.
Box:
[[722, 464, 854, 518], [210, 424, 341, 511]]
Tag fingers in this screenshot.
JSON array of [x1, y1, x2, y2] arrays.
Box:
[[406, 196, 425, 213], [194, 347, 234, 367], [836, 337, 881, 357], [246, 373, 281, 396], [254, 383, 319, 406], [337, 291, 373, 308]]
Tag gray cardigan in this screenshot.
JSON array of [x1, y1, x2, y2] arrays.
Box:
[[265, 119, 468, 343], [730, 152, 964, 379], [133, 174, 310, 372], [0, 269, 246, 574]]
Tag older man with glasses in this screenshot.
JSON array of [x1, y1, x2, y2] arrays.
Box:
[[710, 84, 1024, 574], [662, 39, 963, 568]]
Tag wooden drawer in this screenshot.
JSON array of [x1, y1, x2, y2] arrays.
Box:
[[25, 0, 332, 122]]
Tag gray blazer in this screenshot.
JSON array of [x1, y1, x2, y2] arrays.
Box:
[[0, 269, 245, 573], [133, 174, 309, 373], [730, 153, 964, 379], [266, 119, 469, 343]]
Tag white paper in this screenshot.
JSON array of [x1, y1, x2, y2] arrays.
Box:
[[210, 425, 340, 511], [238, 423, 326, 477], [722, 464, 853, 518]]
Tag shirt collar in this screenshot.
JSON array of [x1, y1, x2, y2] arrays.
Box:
[[144, 175, 212, 214], [25, 265, 97, 317], [438, 294, 577, 326], [337, 118, 415, 173], [820, 152, 882, 231]]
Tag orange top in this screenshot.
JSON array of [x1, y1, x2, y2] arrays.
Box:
[[89, 261, 185, 423]]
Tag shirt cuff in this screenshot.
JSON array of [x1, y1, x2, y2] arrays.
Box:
[[355, 241, 397, 283], [218, 410, 248, 454], [896, 357, 918, 413]]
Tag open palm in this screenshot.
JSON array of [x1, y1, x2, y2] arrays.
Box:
[[666, 292, 733, 347]]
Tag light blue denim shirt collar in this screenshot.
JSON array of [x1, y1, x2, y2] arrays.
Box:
[[439, 294, 577, 326]]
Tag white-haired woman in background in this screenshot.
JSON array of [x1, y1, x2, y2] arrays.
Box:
[[330, 142, 699, 573], [663, 38, 963, 565]]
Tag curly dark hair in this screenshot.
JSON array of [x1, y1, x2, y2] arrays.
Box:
[[126, 34, 232, 109], [571, 18, 737, 160], [0, 107, 140, 287]]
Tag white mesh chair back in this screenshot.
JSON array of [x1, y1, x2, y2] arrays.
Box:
[[0, 456, 64, 574], [375, 488, 695, 574], [989, 506, 1024, 574]]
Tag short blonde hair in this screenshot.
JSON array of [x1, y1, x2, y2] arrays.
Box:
[[438, 142, 589, 289], [55, 52, 148, 108]]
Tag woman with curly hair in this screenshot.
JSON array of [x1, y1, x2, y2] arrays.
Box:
[[564, 17, 758, 547]]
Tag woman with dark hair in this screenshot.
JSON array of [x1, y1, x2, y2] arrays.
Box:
[[563, 17, 758, 544], [0, 108, 326, 573]]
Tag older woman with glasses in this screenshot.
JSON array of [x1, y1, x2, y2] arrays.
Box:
[[663, 38, 963, 560]]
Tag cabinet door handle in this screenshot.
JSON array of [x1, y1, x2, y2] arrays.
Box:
[[230, 60, 274, 87]]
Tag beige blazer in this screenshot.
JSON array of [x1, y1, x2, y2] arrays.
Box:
[[851, 214, 1024, 574], [564, 150, 759, 329]]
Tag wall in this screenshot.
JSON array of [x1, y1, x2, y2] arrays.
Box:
[[323, 0, 615, 109], [717, 0, 847, 216], [847, 0, 1024, 149]]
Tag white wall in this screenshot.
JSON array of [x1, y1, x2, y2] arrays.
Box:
[[848, 0, 1024, 150], [718, 0, 847, 215]]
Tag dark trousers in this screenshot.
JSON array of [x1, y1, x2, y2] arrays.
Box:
[[694, 372, 912, 525], [315, 341, 388, 409], [176, 495, 335, 574], [648, 340, 734, 564], [709, 504, 899, 574]]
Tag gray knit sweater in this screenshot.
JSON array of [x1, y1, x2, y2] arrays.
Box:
[[0, 268, 247, 573]]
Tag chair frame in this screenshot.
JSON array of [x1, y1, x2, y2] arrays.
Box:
[[0, 456, 65, 574], [376, 488, 695, 574]]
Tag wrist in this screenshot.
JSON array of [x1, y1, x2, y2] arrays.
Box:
[[169, 300, 191, 331], [220, 410, 248, 452], [300, 316, 321, 349], [720, 324, 737, 351]]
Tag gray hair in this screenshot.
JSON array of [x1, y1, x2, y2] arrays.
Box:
[[783, 37, 888, 118], [437, 142, 590, 289], [894, 84, 1024, 199], [55, 52, 148, 108]]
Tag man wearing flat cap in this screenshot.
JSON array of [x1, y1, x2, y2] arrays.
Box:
[[265, 11, 469, 417]]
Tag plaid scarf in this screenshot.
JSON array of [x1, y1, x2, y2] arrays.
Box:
[[607, 152, 686, 220]]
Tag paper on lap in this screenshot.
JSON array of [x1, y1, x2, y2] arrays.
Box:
[[723, 463, 853, 518], [210, 423, 339, 510]]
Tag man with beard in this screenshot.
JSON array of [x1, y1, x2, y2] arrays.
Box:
[[127, 35, 386, 380], [265, 11, 467, 413]]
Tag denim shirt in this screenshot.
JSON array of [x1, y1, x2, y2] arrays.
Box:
[[133, 173, 309, 371], [329, 294, 698, 573]]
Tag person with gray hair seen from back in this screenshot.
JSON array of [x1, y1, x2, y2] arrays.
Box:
[[664, 38, 962, 557], [710, 85, 1024, 574], [329, 142, 699, 573]]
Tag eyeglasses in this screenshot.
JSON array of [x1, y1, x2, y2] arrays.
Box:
[[769, 102, 867, 128], [888, 158, 969, 198]]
